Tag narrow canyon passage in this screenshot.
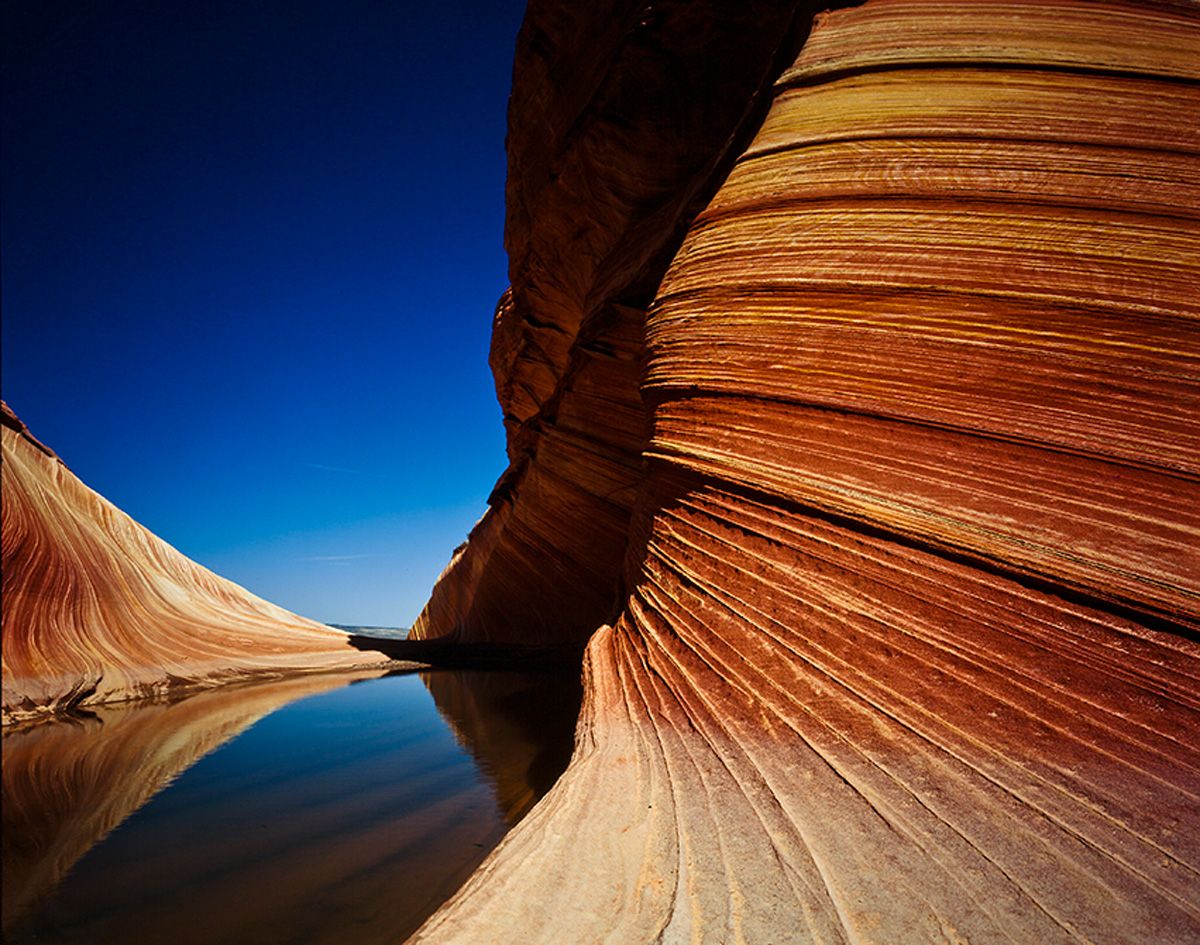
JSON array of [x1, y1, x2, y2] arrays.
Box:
[[3, 1, 1197, 943]]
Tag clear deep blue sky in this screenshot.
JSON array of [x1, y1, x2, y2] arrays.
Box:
[[2, 0, 526, 626]]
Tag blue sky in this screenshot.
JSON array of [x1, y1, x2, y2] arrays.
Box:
[[2, 0, 526, 625]]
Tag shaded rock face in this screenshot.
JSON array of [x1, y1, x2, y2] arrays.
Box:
[[1, 403, 393, 725], [414, 1, 1200, 943], [412, 0, 815, 646]]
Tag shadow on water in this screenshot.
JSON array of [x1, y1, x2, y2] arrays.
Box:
[[347, 632, 587, 671], [3, 663, 582, 945], [419, 668, 582, 825]]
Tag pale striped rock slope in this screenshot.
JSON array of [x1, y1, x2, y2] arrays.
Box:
[[413, 1, 1200, 943], [1, 403, 394, 725]]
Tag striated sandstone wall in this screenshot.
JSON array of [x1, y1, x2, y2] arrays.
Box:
[[412, 0, 815, 646], [414, 1, 1200, 942], [1, 403, 396, 725]]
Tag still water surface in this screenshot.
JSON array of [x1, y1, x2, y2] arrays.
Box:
[[3, 668, 581, 945]]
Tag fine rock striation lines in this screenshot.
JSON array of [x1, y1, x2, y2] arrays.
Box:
[[411, 0, 814, 647], [412, 1, 1200, 942], [1, 402, 396, 725]]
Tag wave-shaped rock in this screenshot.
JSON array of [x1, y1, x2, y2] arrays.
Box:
[[1, 403, 395, 725], [411, 0, 811, 647], [413, 1, 1200, 942]]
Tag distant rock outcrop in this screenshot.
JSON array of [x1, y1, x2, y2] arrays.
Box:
[[1, 402, 395, 725], [413, 1, 1200, 942]]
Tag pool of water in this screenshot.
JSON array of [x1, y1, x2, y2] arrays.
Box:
[[3, 668, 581, 945]]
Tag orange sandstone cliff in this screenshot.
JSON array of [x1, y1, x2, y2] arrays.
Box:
[[412, 1, 1200, 942], [1, 402, 394, 725]]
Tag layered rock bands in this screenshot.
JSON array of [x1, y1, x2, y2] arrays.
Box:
[[413, 1, 1200, 943], [1, 403, 394, 725]]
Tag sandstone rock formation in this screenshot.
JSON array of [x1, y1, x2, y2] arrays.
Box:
[[412, 0, 813, 646], [1, 403, 397, 725], [412, 1, 1200, 942]]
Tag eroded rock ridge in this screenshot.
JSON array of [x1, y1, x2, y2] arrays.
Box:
[[1, 402, 393, 725]]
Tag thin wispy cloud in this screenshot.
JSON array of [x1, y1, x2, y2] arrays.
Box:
[[305, 462, 359, 475]]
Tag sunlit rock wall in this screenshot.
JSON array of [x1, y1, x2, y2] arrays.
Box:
[[415, 0, 1200, 942], [1, 403, 393, 724]]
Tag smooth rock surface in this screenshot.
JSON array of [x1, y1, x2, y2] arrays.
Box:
[[1, 403, 397, 725], [414, 1, 1200, 942]]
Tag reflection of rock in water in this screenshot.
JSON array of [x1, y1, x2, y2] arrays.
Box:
[[421, 669, 583, 824], [1, 672, 378, 932]]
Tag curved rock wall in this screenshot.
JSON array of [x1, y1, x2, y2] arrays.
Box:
[[1, 403, 394, 724], [412, 0, 814, 646], [414, 1, 1200, 942]]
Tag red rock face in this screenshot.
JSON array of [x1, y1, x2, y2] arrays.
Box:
[[1, 403, 394, 724], [412, 0, 812, 646], [414, 1, 1200, 942]]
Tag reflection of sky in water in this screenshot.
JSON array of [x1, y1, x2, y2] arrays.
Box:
[[6, 671, 579, 945]]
